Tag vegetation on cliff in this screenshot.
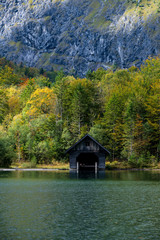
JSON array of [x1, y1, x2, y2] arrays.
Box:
[[0, 57, 159, 168]]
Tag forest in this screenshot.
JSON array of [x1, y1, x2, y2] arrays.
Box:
[[0, 57, 159, 168]]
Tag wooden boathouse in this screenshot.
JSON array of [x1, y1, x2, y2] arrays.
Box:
[[66, 134, 110, 171]]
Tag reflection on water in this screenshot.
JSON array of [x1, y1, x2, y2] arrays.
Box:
[[2, 170, 160, 181], [1, 170, 160, 240], [69, 170, 106, 179]]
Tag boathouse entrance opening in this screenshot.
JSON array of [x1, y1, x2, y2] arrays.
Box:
[[77, 153, 98, 171]]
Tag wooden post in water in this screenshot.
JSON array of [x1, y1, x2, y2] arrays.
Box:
[[95, 161, 97, 173], [77, 161, 79, 173]]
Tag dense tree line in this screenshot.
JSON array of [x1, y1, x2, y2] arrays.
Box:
[[0, 57, 159, 167]]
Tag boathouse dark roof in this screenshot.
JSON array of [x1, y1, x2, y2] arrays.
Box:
[[66, 134, 110, 154]]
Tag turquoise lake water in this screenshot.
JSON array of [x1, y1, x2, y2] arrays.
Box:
[[0, 170, 160, 240]]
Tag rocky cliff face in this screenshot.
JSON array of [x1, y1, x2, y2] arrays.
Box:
[[0, 0, 160, 76]]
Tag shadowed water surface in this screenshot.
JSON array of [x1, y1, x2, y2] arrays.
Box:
[[0, 170, 160, 240]]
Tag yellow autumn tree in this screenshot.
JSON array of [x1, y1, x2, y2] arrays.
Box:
[[7, 86, 22, 116], [0, 66, 20, 85], [25, 87, 56, 117]]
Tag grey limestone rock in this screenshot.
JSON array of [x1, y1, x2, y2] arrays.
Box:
[[0, 0, 160, 76]]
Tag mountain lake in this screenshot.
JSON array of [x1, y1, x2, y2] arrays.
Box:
[[0, 170, 160, 240]]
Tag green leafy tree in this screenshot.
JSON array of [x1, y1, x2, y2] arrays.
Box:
[[69, 78, 100, 139], [0, 88, 8, 123], [0, 138, 14, 167]]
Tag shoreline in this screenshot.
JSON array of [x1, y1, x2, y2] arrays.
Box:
[[1, 168, 160, 172], [0, 168, 69, 171]]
